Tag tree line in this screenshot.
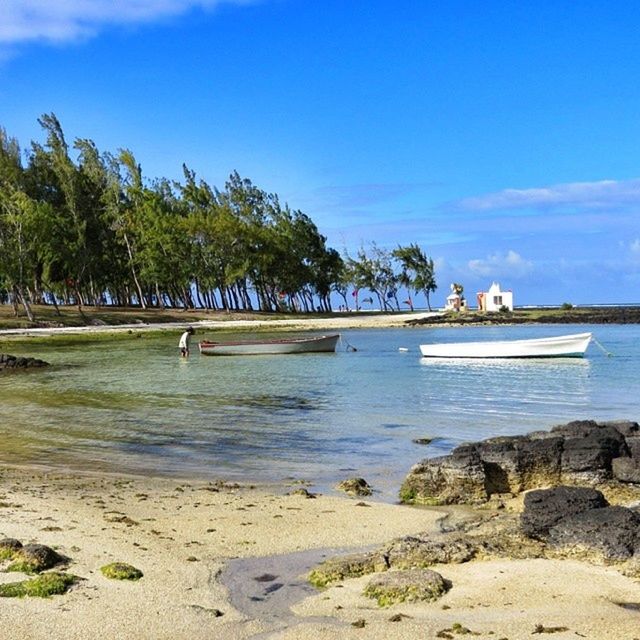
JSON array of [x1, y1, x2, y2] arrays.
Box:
[[0, 114, 437, 320]]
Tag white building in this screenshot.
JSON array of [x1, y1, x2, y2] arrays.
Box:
[[477, 282, 513, 312], [445, 292, 467, 312]]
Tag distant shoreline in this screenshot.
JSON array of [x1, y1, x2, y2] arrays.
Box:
[[408, 305, 640, 326], [1, 305, 639, 339], [0, 309, 436, 338]]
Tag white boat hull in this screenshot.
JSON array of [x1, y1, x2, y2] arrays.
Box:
[[419, 332, 592, 359], [199, 334, 340, 356]]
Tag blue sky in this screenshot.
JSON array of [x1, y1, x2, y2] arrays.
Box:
[[1, 0, 639, 306]]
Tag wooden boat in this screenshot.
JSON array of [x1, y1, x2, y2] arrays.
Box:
[[419, 332, 592, 359], [198, 333, 340, 356]]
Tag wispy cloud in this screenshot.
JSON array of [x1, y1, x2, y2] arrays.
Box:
[[631, 239, 640, 253], [468, 250, 533, 278], [451, 178, 640, 213], [311, 182, 440, 211], [0, 0, 255, 45]]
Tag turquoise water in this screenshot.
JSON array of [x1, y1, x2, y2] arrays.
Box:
[[1, 324, 638, 500]]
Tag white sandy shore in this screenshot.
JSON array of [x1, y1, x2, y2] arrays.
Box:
[[1, 467, 639, 640], [0, 311, 440, 338]]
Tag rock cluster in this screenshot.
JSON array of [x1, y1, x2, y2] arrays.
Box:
[[401, 420, 640, 505], [310, 421, 640, 607], [0, 539, 66, 573], [407, 306, 640, 326], [0, 353, 49, 371], [309, 483, 640, 600]]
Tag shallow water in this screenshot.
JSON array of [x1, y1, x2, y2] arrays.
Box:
[[1, 324, 638, 500]]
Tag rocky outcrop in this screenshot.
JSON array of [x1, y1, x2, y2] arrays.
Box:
[[521, 486, 640, 563], [0, 353, 49, 371], [399, 444, 486, 505], [401, 419, 640, 505], [520, 486, 608, 539], [407, 306, 640, 326], [309, 483, 640, 597]]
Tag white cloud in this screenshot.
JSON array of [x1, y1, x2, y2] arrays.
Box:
[[0, 0, 255, 45], [452, 178, 640, 213], [631, 239, 640, 253], [468, 250, 533, 278]]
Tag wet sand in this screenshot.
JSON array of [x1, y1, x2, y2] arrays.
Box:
[[1, 466, 639, 639]]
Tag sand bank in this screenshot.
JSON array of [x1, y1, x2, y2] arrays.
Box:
[[0, 311, 439, 338], [1, 467, 638, 639]]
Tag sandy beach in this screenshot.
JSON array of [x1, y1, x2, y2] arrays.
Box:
[[0, 310, 440, 338], [1, 464, 639, 640]]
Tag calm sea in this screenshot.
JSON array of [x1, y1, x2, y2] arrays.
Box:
[[1, 324, 638, 501]]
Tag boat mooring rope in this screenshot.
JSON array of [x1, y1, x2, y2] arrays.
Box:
[[339, 335, 358, 352], [592, 336, 613, 357]]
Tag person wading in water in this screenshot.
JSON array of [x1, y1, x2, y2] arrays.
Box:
[[179, 327, 195, 357]]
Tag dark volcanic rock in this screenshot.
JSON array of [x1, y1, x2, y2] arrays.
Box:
[[516, 435, 564, 489], [600, 420, 640, 438], [625, 435, 640, 461], [401, 419, 640, 505], [477, 436, 523, 494], [521, 486, 609, 539], [612, 457, 640, 484], [0, 354, 49, 371], [406, 307, 640, 327], [400, 445, 486, 505], [0, 539, 23, 554], [548, 506, 640, 561], [560, 424, 627, 483], [9, 544, 65, 573]]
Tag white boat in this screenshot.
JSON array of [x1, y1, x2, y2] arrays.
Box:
[[419, 332, 592, 359], [198, 333, 340, 356]]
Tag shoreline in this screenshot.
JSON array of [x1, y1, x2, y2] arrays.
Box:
[[2, 464, 639, 639], [0, 311, 439, 339], [2, 304, 640, 339]]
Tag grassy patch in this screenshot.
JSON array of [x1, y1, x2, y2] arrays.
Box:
[[0, 303, 317, 332], [0, 572, 77, 598], [6, 560, 40, 574], [100, 562, 143, 581]]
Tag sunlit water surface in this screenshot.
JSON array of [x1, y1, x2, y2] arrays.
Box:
[[1, 324, 638, 500]]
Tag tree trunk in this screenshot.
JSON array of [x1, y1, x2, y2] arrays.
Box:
[[155, 283, 166, 310], [123, 232, 147, 309], [14, 285, 35, 322]]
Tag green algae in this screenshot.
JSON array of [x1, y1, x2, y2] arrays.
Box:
[[363, 569, 450, 607], [100, 562, 143, 581], [308, 552, 379, 588], [0, 572, 77, 598], [6, 560, 40, 574]]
